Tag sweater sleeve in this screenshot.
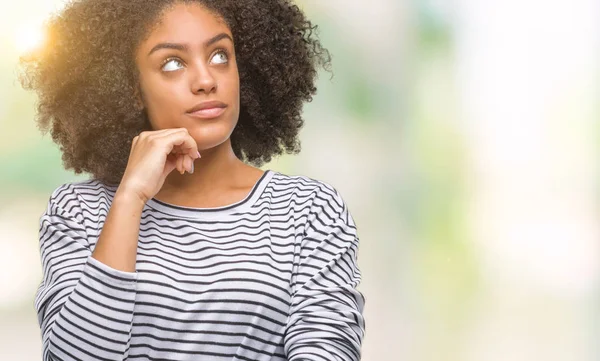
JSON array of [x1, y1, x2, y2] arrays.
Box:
[[35, 189, 138, 361], [284, 186, 366, 361]]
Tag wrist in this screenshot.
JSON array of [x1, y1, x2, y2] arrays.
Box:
[[114, 188, 147, 210]]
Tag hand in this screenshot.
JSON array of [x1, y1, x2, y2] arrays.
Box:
[[118, 128, 201, 204]]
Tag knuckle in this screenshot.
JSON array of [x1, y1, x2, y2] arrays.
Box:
[[131, 136, 139, 148]]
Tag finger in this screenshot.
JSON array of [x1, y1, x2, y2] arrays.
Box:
[[182, 155, 192, 173], [149, 128, 190, 151], [151, 128, 190, 143], [177, 154, 184, 175], [183, 155, 189, 174], [159, 130, 200, 160], [130, 135, 140, 152], [152, 127, 189, 137], [189, 155, 196, 174], [182, 155, 191, 175]]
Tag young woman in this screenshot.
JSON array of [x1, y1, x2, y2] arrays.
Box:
[[19, 1, 365, 360]]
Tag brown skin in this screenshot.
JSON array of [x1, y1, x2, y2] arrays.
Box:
[[134, 3, 263, 207], [18, 0, 332, 192], [20, 0, 332, 273]]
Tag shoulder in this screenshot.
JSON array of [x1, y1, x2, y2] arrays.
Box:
[[270, 169, 343, 201], [45, 178, 118, 219], [269, 170, 353, 227]]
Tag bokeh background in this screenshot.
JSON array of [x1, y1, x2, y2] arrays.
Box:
[[1, 0, 599, 360]]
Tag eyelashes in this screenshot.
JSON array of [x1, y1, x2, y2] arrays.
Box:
[[160, 48, 231, 72], [161, 58, 183, 72], [210, 49, 229, 64]]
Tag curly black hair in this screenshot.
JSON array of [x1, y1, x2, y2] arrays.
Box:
[[18, 0, 331, 186]]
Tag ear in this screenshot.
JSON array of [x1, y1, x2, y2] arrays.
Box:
[[133, 84, 145, 112]]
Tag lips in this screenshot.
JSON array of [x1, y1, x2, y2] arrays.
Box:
[[186, 100, 227, 119]]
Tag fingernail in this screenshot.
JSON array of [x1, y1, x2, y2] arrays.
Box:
[[191, 162, 194, 174], [197, 151, 201, 158]]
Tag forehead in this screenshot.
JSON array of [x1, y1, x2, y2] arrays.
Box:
[[143, 3, 231, 45]]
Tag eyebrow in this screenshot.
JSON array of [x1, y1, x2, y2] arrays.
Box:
[[147, 33, 233, 57]]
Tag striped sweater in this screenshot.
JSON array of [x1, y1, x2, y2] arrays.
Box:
[[35, 169, 366, 361]]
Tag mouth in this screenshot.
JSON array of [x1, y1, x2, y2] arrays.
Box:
[[186, 100, 227, 119]]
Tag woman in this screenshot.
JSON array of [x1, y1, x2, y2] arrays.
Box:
[[19, 0, 365, 360]]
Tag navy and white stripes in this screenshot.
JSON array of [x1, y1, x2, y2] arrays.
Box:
[[35, 169, 366, 360]]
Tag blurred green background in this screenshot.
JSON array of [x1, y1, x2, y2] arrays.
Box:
[[1, 0, 599, 360]]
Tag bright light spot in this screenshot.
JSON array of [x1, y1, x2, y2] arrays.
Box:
[[13, 20, 46, 54]]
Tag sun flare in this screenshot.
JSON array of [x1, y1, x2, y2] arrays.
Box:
[[14, 20, 46, 54]]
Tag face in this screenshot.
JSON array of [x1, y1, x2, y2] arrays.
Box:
[[134, 3, 239, 150]]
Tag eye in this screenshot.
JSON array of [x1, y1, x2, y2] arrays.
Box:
[[210, 50, 229, 65], [161, 58, 184, 72]]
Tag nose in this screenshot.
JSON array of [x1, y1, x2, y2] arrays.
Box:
[[190, 62, 217, 94]]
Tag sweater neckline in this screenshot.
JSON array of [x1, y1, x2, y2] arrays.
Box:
[[145, 169, 274, 218]]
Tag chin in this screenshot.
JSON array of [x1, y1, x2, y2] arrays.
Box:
[[188, 125, 234, 149]]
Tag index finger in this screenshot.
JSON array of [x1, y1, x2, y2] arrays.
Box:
[[159, 131, 200, 159]]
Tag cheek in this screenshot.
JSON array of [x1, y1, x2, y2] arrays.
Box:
[[223, 70, 241, 103], [223, 61, 240, 90], [225, 76, 240, 118], [142, 78, 185, 121]]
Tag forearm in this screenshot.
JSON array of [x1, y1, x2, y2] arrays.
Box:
[[42, 257, 137, 360], [92, 189, 145, 273], [37, 189, 142, 360]]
